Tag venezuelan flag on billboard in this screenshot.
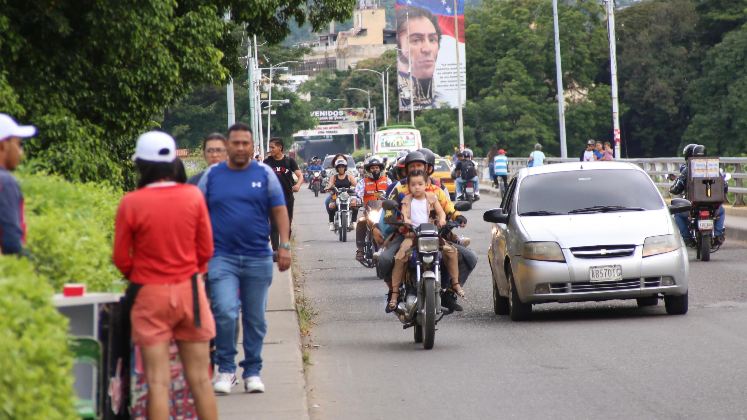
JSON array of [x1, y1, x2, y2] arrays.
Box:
[[395, 0, 466, 112]]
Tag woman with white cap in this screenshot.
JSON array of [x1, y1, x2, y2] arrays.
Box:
[[113, 131, 217, 420]]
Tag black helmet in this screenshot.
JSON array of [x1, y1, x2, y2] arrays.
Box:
[[365, 158, 383, 172], [692, 145, 707, 157], [416, 148, 436, 174], [682, 144, 697, 160], [404, 151, 427, 171], [396, 157, 407, 179]]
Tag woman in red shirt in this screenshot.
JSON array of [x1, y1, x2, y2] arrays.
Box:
[[113, 131, 217, 420]]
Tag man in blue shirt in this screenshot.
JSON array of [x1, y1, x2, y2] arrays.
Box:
[[307, 157, 324, 189], [0, 114, 35, 257], [198, 122, 290, 395]]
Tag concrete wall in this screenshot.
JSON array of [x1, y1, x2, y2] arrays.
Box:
[[337, 44, 396, 70]]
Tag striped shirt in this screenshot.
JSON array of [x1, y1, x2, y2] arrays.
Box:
[[493, 155, 508, 175]]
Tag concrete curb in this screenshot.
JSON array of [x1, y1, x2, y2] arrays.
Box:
[[216, 264, 310, 420], [480, 187, 747, 242]]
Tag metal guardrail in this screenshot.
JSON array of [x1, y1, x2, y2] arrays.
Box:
[[473, 156, 747, 206]]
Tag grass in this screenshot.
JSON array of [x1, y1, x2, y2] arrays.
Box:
[[290, 232, 317, 371]]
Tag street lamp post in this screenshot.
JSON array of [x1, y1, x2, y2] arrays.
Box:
[[355, 65, 393, 128], [346, 87, 372, 153], [263, 60, 298, 150]]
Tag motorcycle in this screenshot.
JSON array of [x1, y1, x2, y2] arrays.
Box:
[[462, 179, 477, 204], [381, 200, 471, 350], [358, 194, 385, 277], [328, 186, 356, 242], [310, 171, 323, 197]]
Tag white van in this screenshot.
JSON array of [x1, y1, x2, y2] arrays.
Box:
[[374, 125, 422, 161]]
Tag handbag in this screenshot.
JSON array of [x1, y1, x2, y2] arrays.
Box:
[[527, 152, 535, 167]]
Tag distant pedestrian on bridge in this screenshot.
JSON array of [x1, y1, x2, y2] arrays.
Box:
[[198, 122, 291, 395], [527, 143, 546, 167]]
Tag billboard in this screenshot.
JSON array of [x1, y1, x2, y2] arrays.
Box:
[[293, 124, 359, 137], [311, 108, 371, 122], [396, 0, 466, 111]]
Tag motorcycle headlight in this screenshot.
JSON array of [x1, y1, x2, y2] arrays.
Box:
[[340, 192, 349, 201], [643, 234, 679, 257], [418, 237, 440, 253], [314, 171, 320, 177], [368, 210, 381, 223], [522, 242, 565, 262]]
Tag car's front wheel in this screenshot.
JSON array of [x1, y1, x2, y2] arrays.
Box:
[[508, 270, 532, 321], [492, 278, 509, 315], [664, 291, 688, 315]]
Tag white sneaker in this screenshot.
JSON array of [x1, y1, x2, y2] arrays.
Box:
[[244, 376, 265, 393], [329, 222, 335, 231], [213, 372, 238, 394]]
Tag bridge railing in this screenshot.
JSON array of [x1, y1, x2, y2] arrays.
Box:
[[473, 156, 747, 206]]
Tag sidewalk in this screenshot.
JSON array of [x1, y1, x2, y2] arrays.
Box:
[[479, 185, 747, 242], [216, 264, 309, 420]]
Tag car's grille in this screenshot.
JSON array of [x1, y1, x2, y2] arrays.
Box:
[[549, 283, 568, 293], [548, 278, 661, 294], [643, 277, 661, 287], [570, 245, 636, 259]]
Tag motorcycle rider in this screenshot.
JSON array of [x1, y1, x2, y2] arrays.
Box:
[[325, 157, 359, 232], [354, 157, 390, 261], [307, 157, 324, 189], [670, 144, 727, 246], [454, 149, 480, 201], [375, 151, 476, 312]]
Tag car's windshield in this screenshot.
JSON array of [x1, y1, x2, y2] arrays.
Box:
[[518, 170, 664, 215], [323, 155, 355, 169], [434, 160, 451, 172]]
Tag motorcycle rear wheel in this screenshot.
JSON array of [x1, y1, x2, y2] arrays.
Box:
[[423, 279, 436, 350], [699, 232, 710, 262]]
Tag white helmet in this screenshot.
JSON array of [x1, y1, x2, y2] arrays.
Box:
[[334, 158, 347, 168]]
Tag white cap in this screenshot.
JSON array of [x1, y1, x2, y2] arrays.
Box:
[[131, 131, 176, 162], [0, 114, 37, 142]]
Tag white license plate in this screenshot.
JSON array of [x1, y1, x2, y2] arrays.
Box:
[[698, 219, 714, 230], [466, 187, 474, 193], [589, 265, 623, 282]]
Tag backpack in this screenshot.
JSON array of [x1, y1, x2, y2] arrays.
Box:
[[460, 159, 477, 179]]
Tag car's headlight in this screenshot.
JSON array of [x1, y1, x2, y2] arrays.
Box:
[[642, 234, 679, 257], [522, 242, 565, 262], [418, 237, 440, 253], [368, 210, 381, 223]]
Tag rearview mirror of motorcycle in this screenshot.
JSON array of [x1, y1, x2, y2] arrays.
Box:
[[668, 198, 692, 215], [382, 200, 399, 211], [454, 201, 472, 212], [483, 208, 509, 224]]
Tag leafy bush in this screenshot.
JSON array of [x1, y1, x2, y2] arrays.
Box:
[[0, 256, 77, 420], [17, 171, 122, 292]]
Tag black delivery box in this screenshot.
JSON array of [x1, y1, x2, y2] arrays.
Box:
[[687, 157, 725, 204]]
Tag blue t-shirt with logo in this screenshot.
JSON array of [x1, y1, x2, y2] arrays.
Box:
[[198, 161, 286, 257]]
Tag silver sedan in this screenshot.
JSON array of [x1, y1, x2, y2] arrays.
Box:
[[483, 162, 691, 321]]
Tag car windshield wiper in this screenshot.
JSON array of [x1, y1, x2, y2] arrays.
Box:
[[568, 205, 646, 214], [519, 211, 564, 216]]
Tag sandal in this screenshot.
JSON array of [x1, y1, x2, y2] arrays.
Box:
[[386, 291, 399, 313], [450, 282, 466, 299], [356, 249, 365, 261]]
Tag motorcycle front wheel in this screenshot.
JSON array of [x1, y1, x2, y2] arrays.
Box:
[[340, 213, 348, 242], [423, 279, 436, 350]]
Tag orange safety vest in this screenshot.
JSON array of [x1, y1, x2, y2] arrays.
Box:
[[363, 177, 389, 206]]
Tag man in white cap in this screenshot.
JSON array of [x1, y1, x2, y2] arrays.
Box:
[[0, 114, 35, 256]]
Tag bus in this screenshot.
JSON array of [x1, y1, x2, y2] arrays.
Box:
[[374, 125, 422, 161]]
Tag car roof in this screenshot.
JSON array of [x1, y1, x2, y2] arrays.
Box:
[[518, 161, 643, 178]]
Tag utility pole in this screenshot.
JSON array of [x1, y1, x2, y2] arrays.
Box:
[[225, 11, 235, 128], [407, 11, 415, 126], [606, 0, 621, 160], [253, 35, 264, 158], [454, 0, 465, 150], [552, 0, 568, 158]]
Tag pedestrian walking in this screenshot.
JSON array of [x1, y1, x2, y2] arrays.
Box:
[[0, 114, 34, 257], [264, 137, 303, 251], [188, 133, 228, 185], [487, 145, 498, 186], [197, 122, 291, 395], [112, 131, 217, 420], [527, 143, 546, 167], [493, 149, 508, 192]]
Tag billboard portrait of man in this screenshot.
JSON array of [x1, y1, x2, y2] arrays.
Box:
[[396, 0, 466, 112]]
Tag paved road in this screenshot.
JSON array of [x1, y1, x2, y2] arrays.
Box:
[[293, 189, 747, 420]]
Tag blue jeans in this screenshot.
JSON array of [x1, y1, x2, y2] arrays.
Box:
[[455, 176, 479, 196], [674, 205, 725, 238], [208, 254, 273, 378]]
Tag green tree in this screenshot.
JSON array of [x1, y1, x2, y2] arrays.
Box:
[[683, 29, 747, 156]]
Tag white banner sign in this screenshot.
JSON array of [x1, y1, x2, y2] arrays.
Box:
[[293, 124, 359, 137]]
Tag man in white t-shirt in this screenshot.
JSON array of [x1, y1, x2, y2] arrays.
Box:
[[581, 140, 595, 162], [528, 143, 546, 167]]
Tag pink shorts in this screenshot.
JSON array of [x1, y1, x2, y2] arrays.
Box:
[[131, 277, 216, 348]]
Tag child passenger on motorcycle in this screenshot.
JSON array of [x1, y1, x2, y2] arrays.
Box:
[[388, 170, 465, 311]]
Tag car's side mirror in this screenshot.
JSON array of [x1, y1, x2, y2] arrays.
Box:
[[454, 201, 471, 212], [483, 208, 509, 224], [382, 200, 399, 211], [668, 198, 691, 215]]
